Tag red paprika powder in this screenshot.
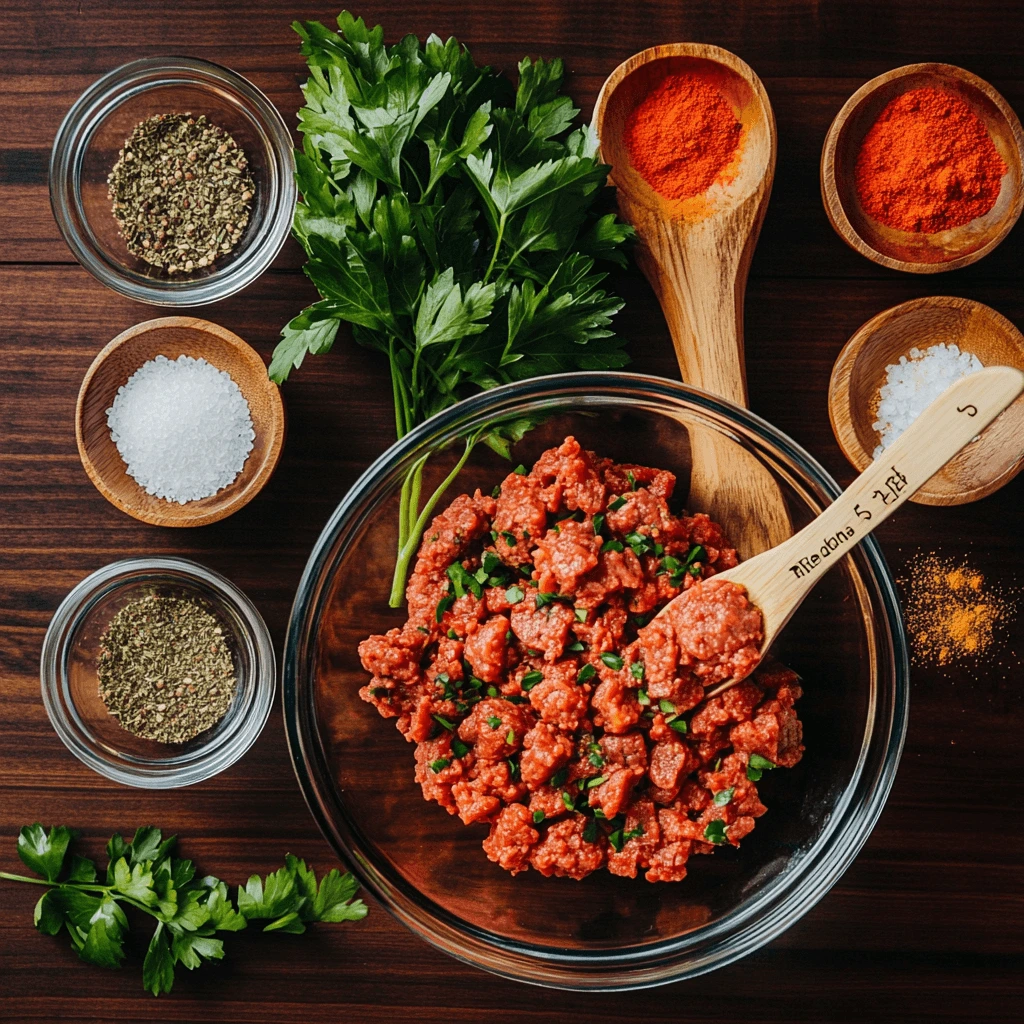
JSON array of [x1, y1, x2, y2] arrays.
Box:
[[854, 86, 1007, 233], [624, 73, 743, 201]]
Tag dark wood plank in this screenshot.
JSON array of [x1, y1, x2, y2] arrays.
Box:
[[1, 3, 1023, 1023]]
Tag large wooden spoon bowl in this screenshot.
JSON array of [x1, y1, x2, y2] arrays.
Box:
[[594, 44, 791, 559]]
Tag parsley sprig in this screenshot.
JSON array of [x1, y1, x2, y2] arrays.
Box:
[[270, 12, 633, 606], [0, 825, 366, 997]]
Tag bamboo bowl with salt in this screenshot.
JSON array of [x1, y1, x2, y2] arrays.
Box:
[[76, 317, 285, 527], [828, 296, 1024, 505]]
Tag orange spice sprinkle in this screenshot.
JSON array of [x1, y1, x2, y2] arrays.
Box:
[[903, 554, 1012, 667]]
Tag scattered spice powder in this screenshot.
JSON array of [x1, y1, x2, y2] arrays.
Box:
[[903, 554, 1013, 666], [854, 86, 1007, 233], [624, 72, 743, 201], [97, 593, 237, 743]]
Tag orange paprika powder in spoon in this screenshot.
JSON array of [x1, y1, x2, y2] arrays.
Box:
[[624, 72, 743, 201]]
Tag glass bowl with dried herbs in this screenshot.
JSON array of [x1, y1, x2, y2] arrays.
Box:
[[41, 557, 275, 788], [49, 57, 295, 306]]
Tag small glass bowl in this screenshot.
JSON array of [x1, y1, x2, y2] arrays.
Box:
[[50, 57, 296, 306], [41, 557, 275, 788]]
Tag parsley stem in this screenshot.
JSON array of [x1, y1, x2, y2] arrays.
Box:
[[0, 872, 160, 917], [402, 156, 425, 198], [389, 435, 478, 607], [483, 213, 507, 284], [0, 871, 50, 886], [406, 460, 424, 541], [388, 338, 406, 439]]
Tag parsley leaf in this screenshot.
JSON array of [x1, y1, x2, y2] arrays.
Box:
[[747, 753, 776, 781], [143, 923, 176, 996], [521, 670, 544, 691], [17, 824, 74, 883], [704, 820, 728, 845]]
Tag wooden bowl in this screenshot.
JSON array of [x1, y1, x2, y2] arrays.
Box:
[[76, 317, 285, 527], [821, 64, 1024, 273], [829, 296, 1024, 505]]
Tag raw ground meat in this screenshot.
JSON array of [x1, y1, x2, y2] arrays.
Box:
[[358, 437, 803, 882]]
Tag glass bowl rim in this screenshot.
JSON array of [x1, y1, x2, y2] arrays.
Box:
[[41, 556, 277, 789], [48, 55, 297, 307], [282, 370, 910, 988]]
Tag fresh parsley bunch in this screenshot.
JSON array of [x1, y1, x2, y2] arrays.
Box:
[[271, 11, 633, 604], [1, 824, 366, 996]]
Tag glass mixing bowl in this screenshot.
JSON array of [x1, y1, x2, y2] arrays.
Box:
[[49, 57, 295, 306], [283, 373, 908, 989]]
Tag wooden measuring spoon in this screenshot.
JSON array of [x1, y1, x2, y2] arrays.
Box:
[[662, 365, 1024, 700], [593, 44, 790, 559]]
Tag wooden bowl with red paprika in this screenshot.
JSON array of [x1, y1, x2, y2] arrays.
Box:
[[821, 63, 1024, 273]]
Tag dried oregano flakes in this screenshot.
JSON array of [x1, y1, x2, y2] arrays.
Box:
[[97, 592, 237, 743]]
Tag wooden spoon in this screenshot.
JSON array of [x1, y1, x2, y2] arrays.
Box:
[[593, 43, 791, 559], [664, 365, 1024, 700]]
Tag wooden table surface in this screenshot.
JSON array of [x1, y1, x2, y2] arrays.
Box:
[[2, 2, 1022, 1021]]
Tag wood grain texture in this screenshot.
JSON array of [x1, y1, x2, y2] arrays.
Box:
[[1, 3, 1023, 1023], [594, 43, 792, 559], [829, 296, 1024, 504], [820, 63, 1024, 272], [76, 317, 286, 527]]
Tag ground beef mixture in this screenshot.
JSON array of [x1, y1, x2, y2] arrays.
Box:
[[358, 437, 804, 882]]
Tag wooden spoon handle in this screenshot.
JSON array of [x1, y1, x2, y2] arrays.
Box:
[[639, 232, 749, 406], [755, 365, 1024, 638], [636, 226, 792, 558]]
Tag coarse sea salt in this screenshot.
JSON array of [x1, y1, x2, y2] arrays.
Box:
[[106, 354, 255, 504], [872, 342, 984, 459]]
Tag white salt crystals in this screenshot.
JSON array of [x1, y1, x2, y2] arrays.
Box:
[[107, 354, 255, 503], [872, 343, 984, 459]]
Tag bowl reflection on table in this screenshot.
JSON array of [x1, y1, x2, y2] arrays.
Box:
[[284, 373, 908, 988]]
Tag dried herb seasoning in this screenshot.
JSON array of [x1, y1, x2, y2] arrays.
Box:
[[97, 593, 237, 743], [107, 113, 255, 275]]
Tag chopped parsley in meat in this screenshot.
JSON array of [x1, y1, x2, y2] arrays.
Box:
[[357, 437, 804, 882]]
